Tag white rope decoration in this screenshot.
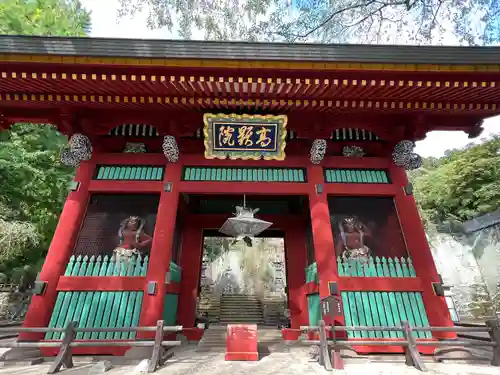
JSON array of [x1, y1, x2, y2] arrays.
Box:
[[342, 145, 365, 157], [60, 133, 92, 167], [162, 135, 179, 163], [392, 140, 422, 170], [309, 139, 327, 164]]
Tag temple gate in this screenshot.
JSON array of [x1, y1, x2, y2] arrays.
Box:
[[1, 35, 498, 355]]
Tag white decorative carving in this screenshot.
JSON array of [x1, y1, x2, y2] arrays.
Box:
[[310, 139, 327, 164], [60, 133, 92, 167], [162, 135, 179, 163], [392, 140, 422, 170], [124, 142, 146, 153]]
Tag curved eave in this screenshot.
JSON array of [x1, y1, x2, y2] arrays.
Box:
[[0, 35, 497, 139], [0, 69, 499, 117]]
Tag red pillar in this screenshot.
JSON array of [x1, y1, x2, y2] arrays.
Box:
[[390, 165, 454, 338], [176, 217, 204, 330], [284, 219, 308, 328], [138, 163, 181, 332], [21, 160, 96, 340], [307, 165, 345, 329]]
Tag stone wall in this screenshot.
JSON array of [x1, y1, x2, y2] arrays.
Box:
[[0, 290, 26, 321], [429, 213, 500, 320]]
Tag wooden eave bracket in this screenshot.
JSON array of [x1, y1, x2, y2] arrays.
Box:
[[467, 120, 484, 139]]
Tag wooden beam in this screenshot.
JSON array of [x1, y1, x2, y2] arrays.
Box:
[[88, 180, 163, 193]]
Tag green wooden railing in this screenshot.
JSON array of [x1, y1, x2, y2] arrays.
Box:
[[95, 165, 164, 180], [324, 168, 390, 183], [341, 291, 431, 339], [183, 167, 306, 182], [47, 257, 183, 340], [305, 257, 429, 338], [64, 255, 182, 282], [337, 256, 416, 278], [46, 255, 146, 340], [64, 255, 149, 277], [306, 257, 416, 281], [46, 291, 144, 341]]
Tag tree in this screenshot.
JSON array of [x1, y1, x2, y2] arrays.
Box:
[[203, 237, 231, 263], [118, 0, 500, 45], [0, 0, 90, 36], [0, 1, 91, 281], [0, 124, 74, 278], [410, 135, 500, 227]]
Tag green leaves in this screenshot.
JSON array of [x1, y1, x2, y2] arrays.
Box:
[[0, 0, 89, 280], [0, 0, 90, 36], [411, 135, 500, 229], [0, 124, 74, 275]]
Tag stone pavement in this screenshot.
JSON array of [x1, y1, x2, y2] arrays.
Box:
[[0, 346, 498, 375]]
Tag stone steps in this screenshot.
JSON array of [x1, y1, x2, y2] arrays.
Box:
[[219, 294, 264, 324]]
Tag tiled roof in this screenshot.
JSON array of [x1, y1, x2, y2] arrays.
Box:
[[1, 35, 500, 64]]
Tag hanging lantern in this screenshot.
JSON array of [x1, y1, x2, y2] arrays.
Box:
[[162, 135, 179, 163], [219, 196, 273, 241], [309, 139, 327, 164]]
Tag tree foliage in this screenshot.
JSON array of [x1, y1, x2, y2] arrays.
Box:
[[0, 0, 89, 281], [118, 0, 500, 45], [410, 135, 500, 228], [0, 124, 74, 279], [203, 237, 231, 263], [0, 0, 91, 36]]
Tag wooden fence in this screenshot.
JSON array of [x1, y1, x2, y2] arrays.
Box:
[[0, 320, 182, 374], [301, 319, 500, 372], [337, 256, 416, 278]]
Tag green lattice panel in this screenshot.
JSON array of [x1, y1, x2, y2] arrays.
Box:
[[337, 256, 417, 278], [46, 255, 148, 340], [45, 291, 144, 340], [341, 291, 431, 339], [307, 293, 321, 326], [169, 262, 182, 283], [305, 262, 319, 283], [95, 166, 164, 180], [183, 167, 306, 182], [163, 294, 179, 326], [324, 169, 390, 184], [63, 255, 149, 277]]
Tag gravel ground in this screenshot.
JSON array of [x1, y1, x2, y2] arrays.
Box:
[[0, 345, 498, 375]]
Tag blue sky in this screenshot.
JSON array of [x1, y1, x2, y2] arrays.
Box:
[[80, 0, 500, 157]]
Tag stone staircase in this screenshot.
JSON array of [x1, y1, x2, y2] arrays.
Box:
[[219, 294, 264, 324], [196, 325, 227, 352], [262, 293, 287, 326]]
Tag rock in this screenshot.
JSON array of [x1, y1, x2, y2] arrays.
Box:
[[308, 345, 319, 360], [0, 347, 42, 361], [133, 359, 150, 374], [88, 360, 113, 374]]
